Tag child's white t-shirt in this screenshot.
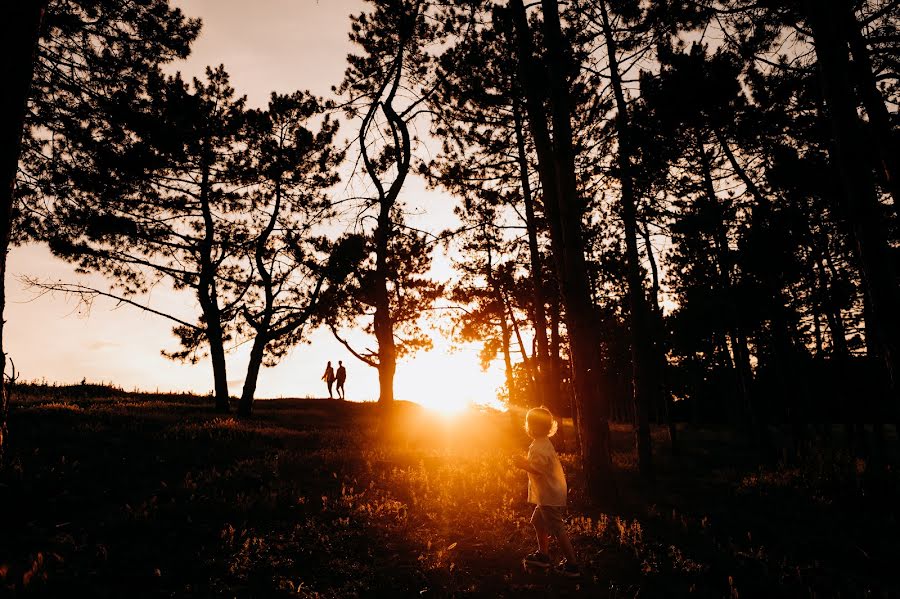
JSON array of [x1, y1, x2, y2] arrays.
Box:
[[526, 436, 567, 506]]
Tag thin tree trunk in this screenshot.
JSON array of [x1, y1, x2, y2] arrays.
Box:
[[598, 0, 653, 479], [642, 224, 677, 454], [549, 280, 574, 452], [487, 237, 516, 403], [812, 297, 823, 356], [0, 0, 48, 458], [514, 102, 550, 406], [816, 258, 849, 358], [503, 287, 538, 397], [501, 319, 515, 402]]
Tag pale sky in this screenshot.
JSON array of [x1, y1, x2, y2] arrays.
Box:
[[8, 0, 505, 411]]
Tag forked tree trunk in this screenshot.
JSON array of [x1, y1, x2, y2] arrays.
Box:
[[0, 0, 48, 458], [370, 27, 412, 414]]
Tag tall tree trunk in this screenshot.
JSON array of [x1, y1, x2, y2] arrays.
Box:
[[198, 140, 230, 413], [373, 198, 396, 406], [804, 0, 900, 412], [358, 31, 412, 413], [487, 238, 517, 403], [510, 0, 616, 505], [0, 0, 48, 457], [598, 0, 653, 479], [514, 103, 550, 406]]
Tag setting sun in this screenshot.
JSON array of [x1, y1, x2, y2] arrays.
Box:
[[394, 344, 506, 415]]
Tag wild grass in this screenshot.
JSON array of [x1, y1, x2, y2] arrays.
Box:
[[0, 391, 898, 597]]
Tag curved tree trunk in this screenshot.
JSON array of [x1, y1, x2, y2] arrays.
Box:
[[197, 140, 230, 413], [238, 182, 282, 417], [361, 28, 412, 414], [238, 335, 267, 417], [642, 224, 677, 455]]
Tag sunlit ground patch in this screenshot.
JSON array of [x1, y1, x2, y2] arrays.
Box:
[[417, 396, 470, 418]]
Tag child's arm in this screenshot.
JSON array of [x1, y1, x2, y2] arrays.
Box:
[[513, 454, 543, 475]]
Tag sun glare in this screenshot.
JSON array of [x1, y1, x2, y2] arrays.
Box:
[[395, 345, 505, 416]]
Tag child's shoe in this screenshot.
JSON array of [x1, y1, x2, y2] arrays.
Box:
[[523, 551, 551, 568], [555, 559, 580, 578]]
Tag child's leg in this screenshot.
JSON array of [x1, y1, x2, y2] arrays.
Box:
[[530, 508, 550, 555], [544, 507, 577, 564], [535, 527, 550, 555], [555, 529, 577, 564]]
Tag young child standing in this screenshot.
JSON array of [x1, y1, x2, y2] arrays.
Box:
[[514, 407, 580, 577]]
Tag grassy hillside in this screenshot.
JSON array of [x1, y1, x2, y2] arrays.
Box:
[[0, 390, 898, 597]]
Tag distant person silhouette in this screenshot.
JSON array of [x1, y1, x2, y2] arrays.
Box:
[[322, 361, 336, 399], [335, 361, 347, 400]]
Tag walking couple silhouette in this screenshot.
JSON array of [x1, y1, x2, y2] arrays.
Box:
[[322, 361, 346, 399]]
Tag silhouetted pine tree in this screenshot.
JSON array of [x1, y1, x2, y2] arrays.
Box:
[[236, 92, 347, 416], [508, 0, 619, 504], [332, 0, 443, 412], [424, 8, 555, 408], [2, 0, 198, 453], [35, 67, 250, 412]]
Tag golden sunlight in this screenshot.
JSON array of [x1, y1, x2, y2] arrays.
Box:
[[395, 345, 506, 415]]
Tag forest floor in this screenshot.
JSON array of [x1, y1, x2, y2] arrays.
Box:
[[1, 387, 899, 598]]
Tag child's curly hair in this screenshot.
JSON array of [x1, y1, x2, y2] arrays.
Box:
[[525, 406, 558, 439]]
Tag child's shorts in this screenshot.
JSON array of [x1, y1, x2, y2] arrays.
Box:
[[531, 505, 566, 536]]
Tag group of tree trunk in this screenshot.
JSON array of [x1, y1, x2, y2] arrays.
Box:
[[2, 0, 898, 508], [423, 0, 899, 503]]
